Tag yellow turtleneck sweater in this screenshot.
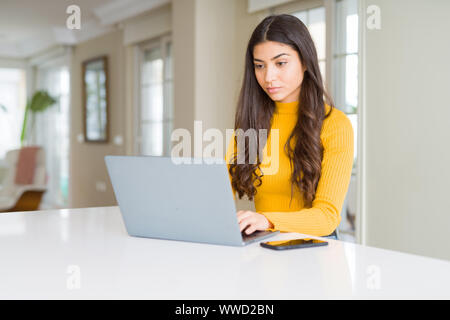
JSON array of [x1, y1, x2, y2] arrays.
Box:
[[225, 101, 354, 237]]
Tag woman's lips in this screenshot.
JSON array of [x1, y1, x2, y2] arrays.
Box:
[[267, 87, 281, 94]]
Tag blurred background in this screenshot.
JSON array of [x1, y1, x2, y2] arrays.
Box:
[[0, 0, 449, 261]]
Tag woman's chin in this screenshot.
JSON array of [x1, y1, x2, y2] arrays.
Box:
[[267, 92, 284, 100]]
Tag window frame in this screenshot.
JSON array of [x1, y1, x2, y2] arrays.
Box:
[[30, 48, 72, 208], [333, 0, 359, 115], [272, 0, 333, 97], [134, 33, 173, 156], [270, 0, 363, 244], [34, 63, 71, 208], [0, 67, 27, 159]]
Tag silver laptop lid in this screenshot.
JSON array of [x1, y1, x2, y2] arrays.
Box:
[[105, 156, 278, 246]]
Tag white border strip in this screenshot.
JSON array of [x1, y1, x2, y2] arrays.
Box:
[[356, 0, 367, 245]]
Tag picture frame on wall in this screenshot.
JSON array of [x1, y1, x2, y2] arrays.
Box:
[[82, 55, 109, 143]]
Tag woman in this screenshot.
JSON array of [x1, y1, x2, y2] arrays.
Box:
[[226, 14, 354, 239]]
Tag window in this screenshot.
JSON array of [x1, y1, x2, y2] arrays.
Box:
[[292, 7, 326, 83], [0, 68, 26, 159], [334, 0, 359, 242], [334, 0, 358, 167], [274, 0, 361, 243], [138, 36, 173, 156], [34, 65, 70, 208]]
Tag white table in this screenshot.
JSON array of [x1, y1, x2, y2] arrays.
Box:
[[1, 206, 449, 299]]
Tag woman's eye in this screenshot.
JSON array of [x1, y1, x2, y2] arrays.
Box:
[[254, 62, 286, 69]]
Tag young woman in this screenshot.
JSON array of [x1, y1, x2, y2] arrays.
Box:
[[226, 14, 354, 239]]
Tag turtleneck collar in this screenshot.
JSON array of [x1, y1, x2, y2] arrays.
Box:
[[274, 100, 299, 114]]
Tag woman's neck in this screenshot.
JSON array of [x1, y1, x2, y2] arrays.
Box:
[[274, 100, 299, 114]]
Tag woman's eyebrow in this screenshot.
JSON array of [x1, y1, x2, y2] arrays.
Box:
[[253, 53, 290, 62]]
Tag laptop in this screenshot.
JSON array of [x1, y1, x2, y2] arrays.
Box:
[[105, 156, 279, 246]]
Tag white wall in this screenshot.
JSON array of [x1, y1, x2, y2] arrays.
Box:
[[195, 0, 238, 134], [362, 0, 450, 260], [172, 0, 196, 137], [0, 58, 26, 69], [123, 3, 172, 46], [69, 30, 127, 208], [248, 0, 294, 13]]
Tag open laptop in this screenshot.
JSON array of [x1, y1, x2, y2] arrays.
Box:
[[105, 156, 279, 246]]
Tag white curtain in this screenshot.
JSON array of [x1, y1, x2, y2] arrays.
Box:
[[0, 68, 26, 159], [32, 64, 70, 208]]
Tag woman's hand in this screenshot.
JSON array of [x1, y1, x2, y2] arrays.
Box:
[[237, 210, 274, 234]]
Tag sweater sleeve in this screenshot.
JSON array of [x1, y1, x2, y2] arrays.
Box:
[[260, 113, 355, 236]]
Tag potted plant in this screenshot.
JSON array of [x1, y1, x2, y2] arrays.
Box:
[[20, 90, 57, 146]]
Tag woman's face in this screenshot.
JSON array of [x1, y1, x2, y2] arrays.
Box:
[[253, 41, 306, 103]]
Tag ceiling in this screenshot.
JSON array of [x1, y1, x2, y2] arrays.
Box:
[[0, 0, 169, 59]]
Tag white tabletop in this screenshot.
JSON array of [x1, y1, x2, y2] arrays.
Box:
[[1, 206, 449, 299]]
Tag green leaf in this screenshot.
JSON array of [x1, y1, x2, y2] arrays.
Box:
[[20, 90, 57, 145], [20, 102, 30, 146], [29, 90, 57, 113]]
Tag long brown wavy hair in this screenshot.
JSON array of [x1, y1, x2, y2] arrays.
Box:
[[228, 14, 334, 208]]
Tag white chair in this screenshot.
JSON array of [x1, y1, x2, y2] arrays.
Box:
[[0, 147, 47, 212]]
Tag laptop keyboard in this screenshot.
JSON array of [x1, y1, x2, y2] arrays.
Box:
[[241, 230, 271, 242]]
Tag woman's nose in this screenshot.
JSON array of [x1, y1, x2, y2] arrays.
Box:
[[264, 66, 277, 84]]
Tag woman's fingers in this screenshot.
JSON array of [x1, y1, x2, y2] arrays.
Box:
[[239, 216, 255, 232], [237, 211, 267, 234], [237, 211, 253, 224], [244, 224, 256, 235]]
